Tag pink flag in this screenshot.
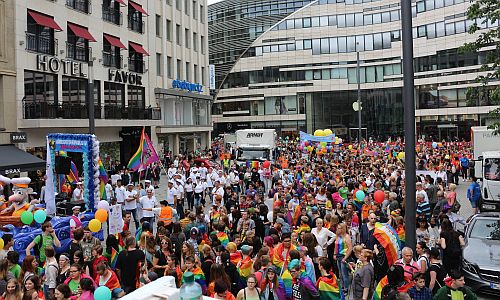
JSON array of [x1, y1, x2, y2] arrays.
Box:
[[140, 131, 159, 171]]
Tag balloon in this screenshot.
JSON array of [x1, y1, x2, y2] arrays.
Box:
[[307, 146, 313, 152], [324, 129, 333, 136], [33, 210, 47, 224], [374, 190, 385, 204], [322, 148, 327, 153], [94, 286, 111, 300], [432, 142, 437, 149], [97, 200, 110, 211], [298, 146, 303, 151], [89, 219, 102, 232], [304, 141, 309, 146], [263, 161, 271, 168], [355, 190, 365, 201], [348, 145, 353, 150], [320, 141, 327, 147], [0, 238, 4, 251], [397, 152, 405, 160], [314, 129, 324, 136], [95, 209, 108, 223], [21, 211, 33, 225]]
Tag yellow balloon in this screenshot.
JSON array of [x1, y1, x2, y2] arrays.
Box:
[[0, 238, 4, 251], [397, 152, 405, 159], [314, 129, 324, 136], [348, 145, 353, 150], [324, 129, 333, 136], [89, 219, 102, 232]]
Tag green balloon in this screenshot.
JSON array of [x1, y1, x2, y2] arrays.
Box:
[[21, 211, 33, 225]]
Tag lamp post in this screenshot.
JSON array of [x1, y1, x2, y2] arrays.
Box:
[[401, 0, 417, 251], [356, 50, 362, 144], [87, 60, 95, 134]]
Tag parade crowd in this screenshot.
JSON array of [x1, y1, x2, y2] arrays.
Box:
[[0, 138, 481, 300]]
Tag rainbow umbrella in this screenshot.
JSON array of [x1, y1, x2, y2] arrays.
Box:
[[373, 222, 401, 267]]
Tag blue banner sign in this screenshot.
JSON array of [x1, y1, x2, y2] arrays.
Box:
[[172, 79, 203, 93], [299, 131, 336, 143]]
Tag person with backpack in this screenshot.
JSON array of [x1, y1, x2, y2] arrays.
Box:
[[43, 246, 59, 300], [25, 221, 61, 263], [467, 176, 481, 215]]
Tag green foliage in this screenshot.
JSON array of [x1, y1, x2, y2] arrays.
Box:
[[461, 0, 500, 133]]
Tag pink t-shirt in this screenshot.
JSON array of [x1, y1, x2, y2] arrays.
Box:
[[79, 291, 94, 300], [446, 191, 456, 206]]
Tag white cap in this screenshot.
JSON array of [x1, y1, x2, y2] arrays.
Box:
[[144, 180, 151, 183], [72, 206, 81, 211], [127, 183, 134, 186]]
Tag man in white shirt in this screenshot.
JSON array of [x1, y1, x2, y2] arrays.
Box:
[[140, 187, 157, 224], [199, 165, 208, 180], [123, 183, 139, 229], [167, 164, 177, 180], [212, 180, 224, 206], [114, 180, 126, 205], [73, 182, 84, 201], [194, 176, 205, 207], [166, 181, 178, 207], [105, 180, 113, 201]]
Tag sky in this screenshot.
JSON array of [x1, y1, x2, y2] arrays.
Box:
[[207, 0, 223, 4]]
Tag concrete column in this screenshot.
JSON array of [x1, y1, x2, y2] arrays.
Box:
[[173, 134, 180, 155]]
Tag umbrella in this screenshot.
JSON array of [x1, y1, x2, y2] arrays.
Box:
[[373, 222, 401, 266]]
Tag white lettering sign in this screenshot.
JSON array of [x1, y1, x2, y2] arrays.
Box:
[[109, 204, 124, 235]]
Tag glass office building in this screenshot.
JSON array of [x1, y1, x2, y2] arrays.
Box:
[[211, 0, 499, 141]]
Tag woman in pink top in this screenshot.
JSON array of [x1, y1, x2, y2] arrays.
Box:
[[78, 278, 94, 300], [445, 183, 457, 208]]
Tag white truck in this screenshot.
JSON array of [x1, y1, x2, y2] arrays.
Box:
[[235, 129, 276, 167], [471, 126, 500, 211]]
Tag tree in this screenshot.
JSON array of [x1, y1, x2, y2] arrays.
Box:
[[461, 0, 500, 133]]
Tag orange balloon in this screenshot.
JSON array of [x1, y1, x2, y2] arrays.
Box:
[[95, 209, 108, 223]]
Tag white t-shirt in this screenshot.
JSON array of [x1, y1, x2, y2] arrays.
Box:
[[140, 195, 157, 217], [194, 181, 205, 193], [212, 186, 224, 205], [199, 167, 208, 179], [167, 187, 177, 205], [123, 189, 138, 210], [185, 183, 194, 193], [115, 186, 126, 204], [105, 183, 113, 200], [73, 188, 83, 201]]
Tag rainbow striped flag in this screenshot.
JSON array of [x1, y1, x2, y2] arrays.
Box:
[[230, 252, 242, 266], [246, 161, 260, 169], [373, 276, 413, 300], [281, 269, 293, 298], [67, 161, 79, 183], [238, 256, 253, 280], [397, 225, 406, 246], [110, 247, 118, 269], [188, 267, 207, 291], [317, 273, 342, 300], [216, 232, 229, 247], [294, 224, 311, 235], [98, 158, 108, 200], [373, 222, 401, 267], [127, 127, 159, 172], [211, 212, 220, 223]]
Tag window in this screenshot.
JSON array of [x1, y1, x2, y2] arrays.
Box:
[[67, 24, 90, 62], [337, 14, 346, 27], [24, 70, 57, 106], [193, 0, 197, 19], [381, 12, 390, 23], [166, 19, 172, 41], [427, 23, 436, 38], [296, 40, 304, 50], [329, 37, 338, 53], [295, 19, 303, 28], [382, 32, 391, 48], [200, 5, 205, 23], [373, 13, 382, 24], [311, 17, 320, 27], [445, 23, 455, 35], [425, 0, 434, 10], [346, 14, 354, 27], [435, 0, 444, 8], [320, 38, 329, 54], [356, 35, 364, 51], [201, 66, 206, 85], [364, 14, 373, 25], [417, 25, 426, 37], [304, 39, 312, 50], [193, 32, 198, 51], [184, 0, 190, 15], [156, 15, 162, 37], [128, 3, 144, 33], [455, 21, 466, 34], [347, 36, 356, 52], [436, 22, 445, 37], [176, 24, 181, 45], [201, 35, 205, 54], [185, 29, 190, 48], [416, 1, 425, 13], [177, 59, 182, 78], [312, 39, 321, 55], [102, 0, 121, 25], [128, 85, 145, 108], [176, 0, 181, 11], [328, 15, 336, 26], [167, 56, 173, 78], [390, 10, 399, 21], [373, 33, 383, 50], [186, 62, 190, 81], [156, 53, 162, 76], [355, 13, 363, 26], [104, 82, 125, 107], [26, 11, 57, 55], [66, 0, 90, 14], [194, 64, 198, 82], [62, 76, 87, 105], [365, 34, 374, 50], [286, 20, 295, 29], [320, 16, 329, 27], [338, 37, 347, 53], [303, 17, 311, 28]]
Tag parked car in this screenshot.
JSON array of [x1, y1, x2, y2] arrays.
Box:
[[194, 157, 217, 168], [462, 212, 500, 295]]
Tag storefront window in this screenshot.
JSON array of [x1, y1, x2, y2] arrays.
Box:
[[24, 71, 57, 104], [62, 76, 87, 105]]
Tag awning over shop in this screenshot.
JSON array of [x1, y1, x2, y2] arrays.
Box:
[[129, 42, 149, 56], [104, 34, 126, 49], [68, 23, 97, 42], [129, 1, 149, 16], [28, 10, 63, 31], [0, 145, 45, 175], [114, 0, 126, 5]]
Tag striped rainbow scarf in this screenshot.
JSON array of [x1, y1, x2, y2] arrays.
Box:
[[317, 272, 342, 300]]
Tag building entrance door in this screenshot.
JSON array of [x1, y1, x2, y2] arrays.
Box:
[[437, 124, 458, 141]]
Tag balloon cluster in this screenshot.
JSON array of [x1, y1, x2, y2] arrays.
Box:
[[298, 129, 342, 154], [20, 210, 47, 225], [88, 200, 111, 233]]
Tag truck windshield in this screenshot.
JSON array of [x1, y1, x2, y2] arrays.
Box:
[[238, 149, 269, 160], [484, 158, 500, 181]]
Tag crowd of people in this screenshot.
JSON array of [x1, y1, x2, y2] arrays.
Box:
[[0, 138, 481, 300]]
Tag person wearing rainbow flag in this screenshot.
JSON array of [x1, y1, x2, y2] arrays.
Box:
[[288, 259, 319, 300], [316, 257, 342, 300], [182, 255, 207, 295]]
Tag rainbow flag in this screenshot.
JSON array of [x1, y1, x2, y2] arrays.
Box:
[[230, 252, 242, 266], [127, 127, 159, 172], [294, 224, 311, 235], [211, 212, 220, 223], [98, 158, 108, 200], [317, 273, 342, 300], [246, 161, 260, 169], [373, 276, 413, 300], [373, 222, 401, 266], [397, 225, 406, 246], [281, 269, 293, 297], [272, 243, 295, 269], [238, 256, 253, 280], [110, 247, 118, 269], [216, 232, 229, 247], [66, 161, 79, 183], [184, 267, 207, 292]]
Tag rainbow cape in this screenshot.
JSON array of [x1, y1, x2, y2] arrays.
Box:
[[127, 127, 159, 171], [238, 256, 253, 280], [246, 161, 260, 169], [294, 224, 311, 235], [211, 212, 220, 223], [230, 251, 242, 266], [373, 222, 401, 268], [216, 232, 229, 247], [184, 267, 207, 290], [292, 204, 301, 225], [272, 243, 296, 269], [397, 225, 406, 246], [98, 158, 108, 200], [373, 276, 413, 300], [281, 269, 293, 298], [317, 273, 342, 300], [110, 247, 119, 269]]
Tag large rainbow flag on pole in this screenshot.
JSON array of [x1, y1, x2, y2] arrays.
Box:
[[127, 127, 159, 171]]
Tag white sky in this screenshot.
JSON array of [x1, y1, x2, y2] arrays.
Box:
[[208, 0, 223, 4]]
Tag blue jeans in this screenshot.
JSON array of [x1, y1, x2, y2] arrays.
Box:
[[194, 192, 202, 207], [336, 254, 350, 292], [126, 208, 140, 229]]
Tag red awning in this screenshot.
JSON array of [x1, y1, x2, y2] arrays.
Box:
[[129, 1, 149, 16], [28, 10, 63, 31], [104, 34, 126, 49], [114, 0, 126, 5], [129, 42, 149, 56], [68, 23, 96, 42]]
